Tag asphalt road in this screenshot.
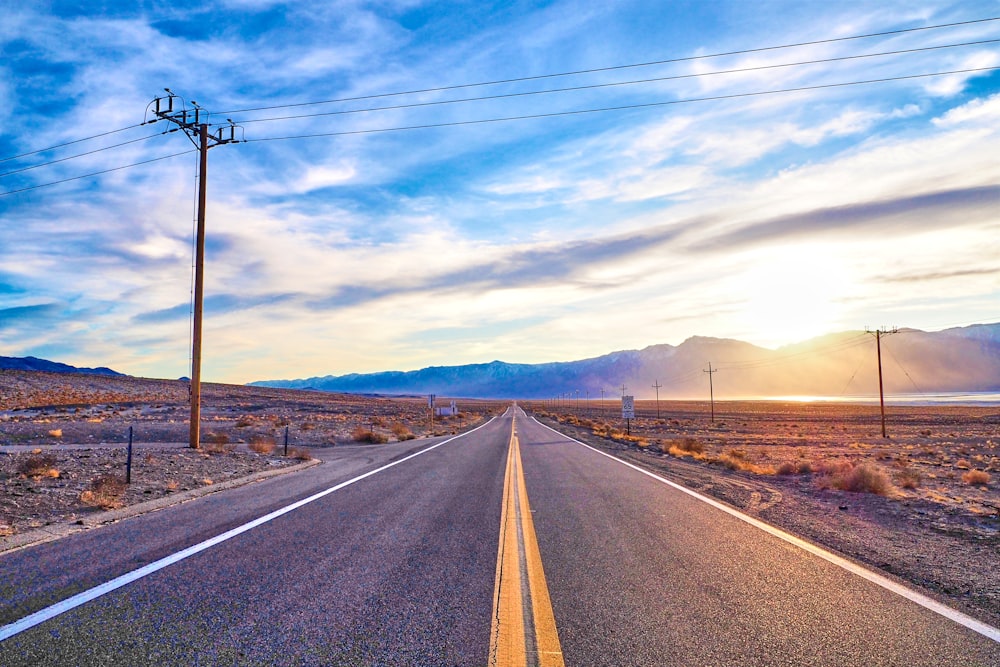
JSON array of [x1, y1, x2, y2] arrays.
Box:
[[0, 414, 510, 665], [1, 405, 998, 665]]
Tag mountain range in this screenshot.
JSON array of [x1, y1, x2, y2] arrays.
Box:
[[251, 323, 1000, 400], [0, 356, 123, 377]]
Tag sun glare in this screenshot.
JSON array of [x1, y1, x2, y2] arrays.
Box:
[[736, 246, 851, 347]]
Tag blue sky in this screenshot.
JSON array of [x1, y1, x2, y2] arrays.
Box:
[[1, 0, 998, 383]]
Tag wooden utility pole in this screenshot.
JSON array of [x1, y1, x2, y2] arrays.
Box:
[[704, 363, 717, 423], [866, 327, 899, 438], [190, 123, 208, 450], [652, 380, 662, 419], [150, 91, 238, 449]]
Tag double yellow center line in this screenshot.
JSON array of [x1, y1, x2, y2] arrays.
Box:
[[490, 418, 564, 667]]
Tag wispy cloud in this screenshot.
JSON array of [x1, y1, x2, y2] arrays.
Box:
[[2, 0, 998, 380]]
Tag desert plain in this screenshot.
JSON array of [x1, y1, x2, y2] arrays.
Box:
[[1, 370, 997, 628]]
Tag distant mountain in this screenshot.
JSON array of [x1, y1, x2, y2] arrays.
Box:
[[0, 356, 124, 377], [251, 324, 1000, 399]]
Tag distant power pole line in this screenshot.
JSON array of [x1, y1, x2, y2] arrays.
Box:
[[150, 90, 240, 449], [704, 363, 717, 423], [866, 326, 899, 438], [652, 380, 662, 419]]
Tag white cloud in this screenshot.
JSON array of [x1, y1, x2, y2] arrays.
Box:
[[932, 92, 1000, 127]]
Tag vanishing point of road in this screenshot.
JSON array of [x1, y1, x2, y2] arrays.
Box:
[[1, 406, 997, 665]]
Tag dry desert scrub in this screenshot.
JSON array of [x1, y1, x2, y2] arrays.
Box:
[[895, 467, 922, 489], [18, 453, 59, 478], [390, 422, 416, 440], [351, 426, 389, 444], [288, 447, 312, 461], [80, 474, 127, 510], [662, 437, 705, 456], [248, 436, 276, 455], [203, 434, 237, 454], [819, 461, 893, 495], [962, 469, 991, 486]]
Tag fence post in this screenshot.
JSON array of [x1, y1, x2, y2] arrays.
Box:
[[126, 426, 133, 484]]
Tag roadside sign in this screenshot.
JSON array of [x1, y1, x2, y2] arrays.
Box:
[[622, 395, 635, 419], [428, 394, 436, 408]]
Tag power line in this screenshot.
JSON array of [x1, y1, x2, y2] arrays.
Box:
[[0, 132, 168, 179], [0, 123, 146, 165], [0, 150, 195, 197], [216, 16, 1000, 115], [243, 66, 1000, 144], [4, 16, 996, 167], [717, 333, 872, 371], [230, 39, 1000, 126]]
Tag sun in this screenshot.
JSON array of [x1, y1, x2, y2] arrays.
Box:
[[735, 245, 853, 347]]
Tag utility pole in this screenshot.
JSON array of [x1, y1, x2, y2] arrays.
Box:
[[704, 363, 717, 423], [150, 90, 238, 449], [866, 327, 899, 438], [652, 380, 662, 419], [621, 383, 627, 397], [601, 387, 606, 417]]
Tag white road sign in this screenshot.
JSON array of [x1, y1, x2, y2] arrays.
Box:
[[622, 395, 635, 419]]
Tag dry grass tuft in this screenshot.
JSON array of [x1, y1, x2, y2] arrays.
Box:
[[248, 436, 276, 455], [47, 429, 62, 438], [390, 422, 416, 441], [662, 437, 704, 455], [18, 454, 58, 478], [203, 434, 236, 454], [289, 447, 313, 461], [820, 462, 893, 495], [895, 467, 922, 490], [0, 523, 14, 537], [80, 475, 127, 510], [352, 426, 389, 444], [165, 480, 179, 491], [962, 470, 991, 486]]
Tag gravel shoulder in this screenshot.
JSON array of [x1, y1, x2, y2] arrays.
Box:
[[0, 445, 316, 553]]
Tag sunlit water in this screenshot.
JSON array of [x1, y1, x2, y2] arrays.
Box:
[[761, 392, 1000, 406]]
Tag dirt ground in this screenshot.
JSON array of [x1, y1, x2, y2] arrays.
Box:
[[524, 399, 999, 628], [2, 371, 997, 627]]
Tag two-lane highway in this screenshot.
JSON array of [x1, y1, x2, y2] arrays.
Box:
[[1, 404, 998, 665]]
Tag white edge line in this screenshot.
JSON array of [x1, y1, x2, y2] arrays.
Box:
[[0, 417, 498, 642], [529, 414, 1000, 644]]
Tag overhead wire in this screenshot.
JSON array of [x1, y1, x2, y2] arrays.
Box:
[[0, 132, 169, 179], [0, 122, 147, 164], [242, 66, 1000, 143], [229, 39, 1000, 125], [0, 150, 196, 197], [716, 333, 873, 372], [4, 18, 997, 195], [216, 15, 1000, 115]]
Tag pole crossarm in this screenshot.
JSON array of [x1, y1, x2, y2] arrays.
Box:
[[150, 92, 241, 148]]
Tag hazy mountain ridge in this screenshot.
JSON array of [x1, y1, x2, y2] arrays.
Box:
[[0, 356, 124, 377], [252, 324, 1000, 399]]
